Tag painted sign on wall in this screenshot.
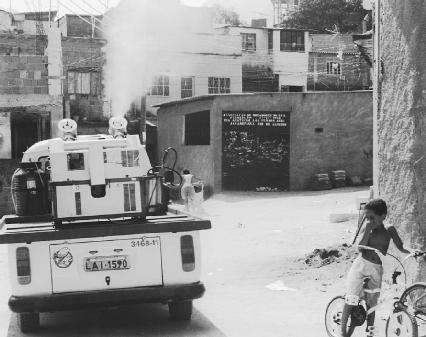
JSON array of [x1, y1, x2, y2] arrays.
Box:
[[0, 112, 11, 159], [222, 111, 290, 191]]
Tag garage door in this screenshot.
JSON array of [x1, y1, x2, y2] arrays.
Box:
[[222, 111, 290, 191]]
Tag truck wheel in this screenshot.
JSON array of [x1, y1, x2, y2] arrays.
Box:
[[168, 300, 193, 321], [18, 312, 40, 333]]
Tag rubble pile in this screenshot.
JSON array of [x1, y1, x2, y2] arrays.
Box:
[[303, 244, 357, 268]]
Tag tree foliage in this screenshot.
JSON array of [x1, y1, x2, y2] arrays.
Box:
[[283, 0, 368, 33], [212, 5, 242, 26]]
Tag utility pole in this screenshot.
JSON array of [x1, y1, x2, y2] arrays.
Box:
[[377, 1, 426, 270]]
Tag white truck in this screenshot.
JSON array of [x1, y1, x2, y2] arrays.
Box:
[[0, 118, 211, 332]]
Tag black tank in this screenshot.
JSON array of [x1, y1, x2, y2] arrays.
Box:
[[11, 162, 50, 216]]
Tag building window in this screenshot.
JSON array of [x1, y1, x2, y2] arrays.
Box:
[[326, 61, 341, 75], [150, 75, 169, 96], [208, 77, 230, 94], [281, 85, 304, 92], [268, 30, 274, 51], [241, 33, 256, 51], [68, 71, 100, 95], [181, 77, 194, 98], [184, 110, 210, 145], [280, 30, 305, 52]]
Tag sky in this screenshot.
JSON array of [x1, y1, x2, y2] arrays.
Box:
[[0, 0, 273, 24]]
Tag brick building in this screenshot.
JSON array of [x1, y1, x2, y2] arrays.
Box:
[[307, 34, 372, 91], [58, 14, 107, 135], [0, 32, 62, 197]]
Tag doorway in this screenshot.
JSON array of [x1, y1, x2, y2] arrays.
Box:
[[222, 111, 290, 191]]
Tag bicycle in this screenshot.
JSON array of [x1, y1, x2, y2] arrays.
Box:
[[325, 245, 426, 337], [388, 264, 426, 337]]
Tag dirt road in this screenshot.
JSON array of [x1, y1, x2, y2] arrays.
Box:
[[1, 187, 384, 337]]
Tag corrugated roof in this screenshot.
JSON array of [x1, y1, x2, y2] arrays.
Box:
[[310, 34, 359, 54]]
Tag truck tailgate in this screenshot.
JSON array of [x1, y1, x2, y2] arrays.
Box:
[[49, 236, 162, 293]]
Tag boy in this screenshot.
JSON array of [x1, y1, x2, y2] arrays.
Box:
[[181, 169, 195, 211], [343, 199, 410, 337]]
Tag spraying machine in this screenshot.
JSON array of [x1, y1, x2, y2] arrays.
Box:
[[0, 118, 211, 333], [11, 117, 170, 224]]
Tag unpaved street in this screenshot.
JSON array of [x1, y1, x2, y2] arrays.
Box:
[[1, 187, 382, 337]]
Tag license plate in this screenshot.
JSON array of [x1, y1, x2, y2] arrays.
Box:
[[84, 255, 130, 272]]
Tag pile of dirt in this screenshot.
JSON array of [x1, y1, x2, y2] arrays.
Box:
[[303, 244, 357, 268]]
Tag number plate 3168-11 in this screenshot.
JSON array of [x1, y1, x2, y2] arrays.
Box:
[[84, 255, 130, 272]]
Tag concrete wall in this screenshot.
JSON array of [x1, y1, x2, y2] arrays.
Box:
[[145, 51, 242, 115], [307, 53, 371, 91], [0, 10, 12, 32], [0, 54, 48, 95], [0, 95, 63, 139], [0, 33, 38, 55], [59, 15, 103, 38], [273, 31, 311, 90], [157, 97, 216, 195], [157, 91, 373, 193], [0, 112, 11, 158]]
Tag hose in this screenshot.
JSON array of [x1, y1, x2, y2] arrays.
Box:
[[10, 168, 19, 213], [146, 147, 183, 210]]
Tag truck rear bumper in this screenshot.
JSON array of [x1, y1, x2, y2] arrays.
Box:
[[9, 282, 205, 313]]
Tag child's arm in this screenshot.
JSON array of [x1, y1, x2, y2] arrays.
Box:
[[388, 226, 411, 254]]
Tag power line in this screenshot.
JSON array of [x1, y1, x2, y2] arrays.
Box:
[[67, 0, 104, 27], [95, 0, 108, 10], [56, 0, 106, 34], [80, 0, 104, 15]]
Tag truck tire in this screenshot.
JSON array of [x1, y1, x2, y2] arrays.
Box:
[[18, 312, 40, 333], [168, 300, 193, 321]]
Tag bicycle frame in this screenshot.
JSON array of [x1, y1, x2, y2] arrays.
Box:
[[354, 245, 420, 316]]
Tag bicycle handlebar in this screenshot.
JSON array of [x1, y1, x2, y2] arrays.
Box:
[[354, 245, 426, 286]]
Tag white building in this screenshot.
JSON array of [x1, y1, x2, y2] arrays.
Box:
[[144, 6, 243, 115], [216, 24, 311, 92]]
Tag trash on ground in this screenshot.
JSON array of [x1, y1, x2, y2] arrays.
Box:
[[303, 244, 357, 268], [266, 280, 297, 292]]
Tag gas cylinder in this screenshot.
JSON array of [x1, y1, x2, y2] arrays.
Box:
[[11, 162, 50, 216]]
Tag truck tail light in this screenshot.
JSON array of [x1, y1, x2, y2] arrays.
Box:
[[16, 247, 31, 285], [180, 235, 195, 272]]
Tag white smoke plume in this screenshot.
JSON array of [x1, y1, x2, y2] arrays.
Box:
[[103, 0, 214, 117]]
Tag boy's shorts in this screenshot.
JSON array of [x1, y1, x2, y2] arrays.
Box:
[[346, 256, 383, 306]]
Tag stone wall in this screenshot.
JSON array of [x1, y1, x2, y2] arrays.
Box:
[[157, 91, 373, 193], [378, 1, 426, 249]]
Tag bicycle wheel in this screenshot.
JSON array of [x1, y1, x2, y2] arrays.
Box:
[[386, 309, 418, 337], [400, 283, 426, 314], [325, 296, 355, 337]]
